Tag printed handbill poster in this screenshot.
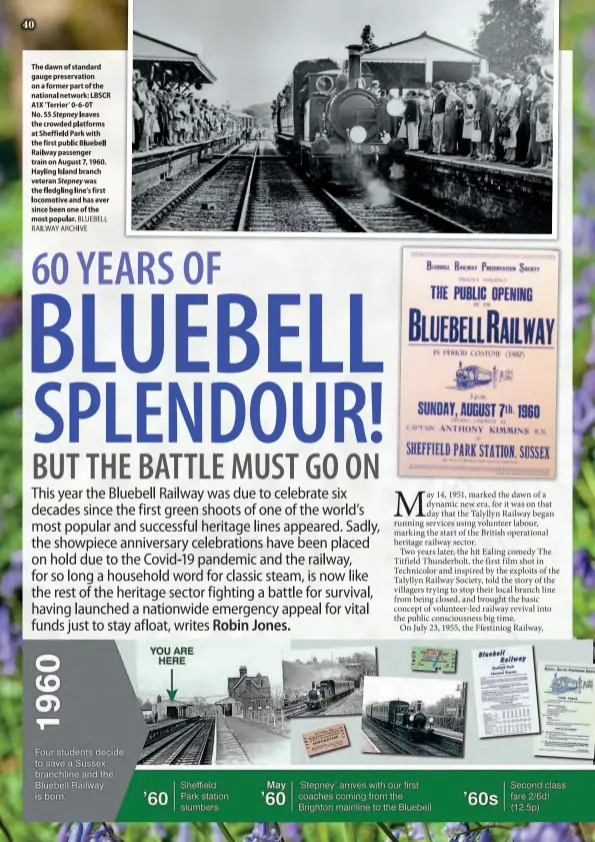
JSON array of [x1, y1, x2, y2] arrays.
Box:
[[534, 664, 595, 760], [472, 646, 540, 738], [398, 249, 559, 479]]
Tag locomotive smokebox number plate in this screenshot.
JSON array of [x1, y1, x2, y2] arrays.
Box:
[[358, 144, 389, 155]]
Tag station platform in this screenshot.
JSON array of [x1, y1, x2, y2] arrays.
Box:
[[401, 150, 553, 234], [433, 727, 464, 741], [361, 727, 381, 753], [215, 716, 290, 766], [131, 135, 235, 198], [408, 150, 552, 177], [131, 136, 234, 163]]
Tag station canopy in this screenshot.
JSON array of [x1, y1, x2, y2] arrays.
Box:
[[361, 31, 486, 90], [133, 31, 217, 88]]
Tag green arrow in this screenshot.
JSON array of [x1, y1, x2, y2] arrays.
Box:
[[167, 669, 177, 701]]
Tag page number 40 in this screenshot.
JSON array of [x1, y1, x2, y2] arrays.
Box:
[[21, 19, 37, 30]]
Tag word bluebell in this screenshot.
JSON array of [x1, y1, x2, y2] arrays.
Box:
[[31, 292, 384, 445]]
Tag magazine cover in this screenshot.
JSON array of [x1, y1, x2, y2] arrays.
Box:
[[2, 0, 595, 838]]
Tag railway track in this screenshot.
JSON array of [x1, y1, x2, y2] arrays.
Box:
[[131, 142, 248, 229], [138, 717, 215, 766], [363, 718, 458, 758], [133, 143, 253, 231], [144, 716, 201, 746], [132, 140, 473, 234], [284, 703, 308, 719], [238, 154, 366, 232], [325, 184, 474, 234], [285, 703, 342, 719], [134, 142, 365, 233], [285, 688, 359, 718]]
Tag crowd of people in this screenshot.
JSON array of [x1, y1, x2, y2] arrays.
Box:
[[385, 55, 554, 171], [131, 66, 248, 152]]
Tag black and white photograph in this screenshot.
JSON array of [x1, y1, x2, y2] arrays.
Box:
[[362, 676, 467, 758], [129, 0, 557, 235], [282, 646, 378, 718], [133, 642, 289, 766]]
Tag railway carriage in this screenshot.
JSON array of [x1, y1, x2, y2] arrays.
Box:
[[273, 45, 399, 182], [365, 699, 409, 724]]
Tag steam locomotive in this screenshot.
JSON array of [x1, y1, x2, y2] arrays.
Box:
[[273, 45, 401, 182], [365, 700, 435, 743], [307, 679, 355, 711]]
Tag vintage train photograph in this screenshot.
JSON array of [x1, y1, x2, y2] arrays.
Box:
[[129, 0, 557, 235], [133, 641, 289, 766], [282, 646, 378, 718], [361, 676, 467, 757]]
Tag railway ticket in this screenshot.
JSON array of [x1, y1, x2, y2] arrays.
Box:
[[398, 248, 559, 479], [411, 647, 457, 673], [534, 663, 595, 760], [302, 723, 350, 757]]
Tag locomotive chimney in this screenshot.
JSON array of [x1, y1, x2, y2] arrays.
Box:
[[346, 44, 363, 86]]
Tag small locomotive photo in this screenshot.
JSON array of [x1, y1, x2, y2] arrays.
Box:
[[307, 679, 356, 711], [362, 677, 466, 757], [283, 646, 378, 718], [365, 699, 435, 743]]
